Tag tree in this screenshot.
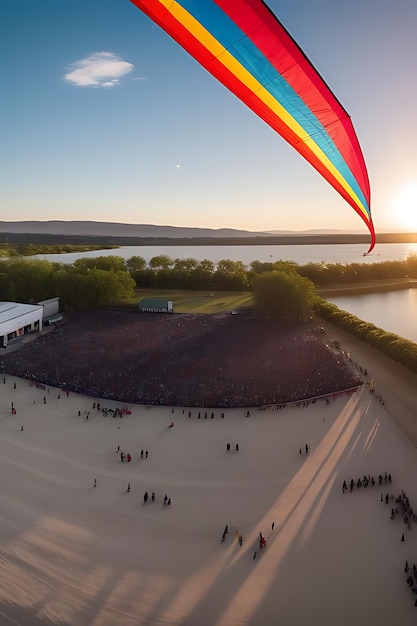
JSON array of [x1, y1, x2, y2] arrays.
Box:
[[1, 259, 54, 301], [52, 266, 135, 311], [73, 256, 126, 274], [193, 259, 215, 289], [252, 270, 316, 320], [213, 259, 249, 290], [149, 255, 174, 270], [126, 256, 147, 286], [126, 256, 146, 274]]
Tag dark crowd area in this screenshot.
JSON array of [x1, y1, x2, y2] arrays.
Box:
[[0, 311, 362, 408]]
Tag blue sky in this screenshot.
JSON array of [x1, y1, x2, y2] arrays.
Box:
[[2, 0, 417, 234]]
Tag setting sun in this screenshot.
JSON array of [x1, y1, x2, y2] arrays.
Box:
[[393, 183, 417, 231]]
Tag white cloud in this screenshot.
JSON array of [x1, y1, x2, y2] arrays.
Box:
[[64, 52, 133, 87]]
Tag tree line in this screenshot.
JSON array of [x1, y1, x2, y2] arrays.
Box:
[[126, 253, 417, 288], [1, 253, 416, 315]]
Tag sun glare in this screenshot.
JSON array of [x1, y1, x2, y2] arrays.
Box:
[[393, 183, 417, 231]]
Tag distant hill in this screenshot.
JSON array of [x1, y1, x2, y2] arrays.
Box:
[[0, 221, 416, 246], [0, 221, 275, 238]]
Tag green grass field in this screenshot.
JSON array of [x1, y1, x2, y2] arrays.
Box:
[[128, 289, 254, 313]]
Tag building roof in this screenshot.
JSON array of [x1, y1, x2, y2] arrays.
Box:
[[0, 302, 43, 325], [139, 298, 172, 308]]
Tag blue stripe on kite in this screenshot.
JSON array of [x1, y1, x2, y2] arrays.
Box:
[[177, 0, 370, 213]]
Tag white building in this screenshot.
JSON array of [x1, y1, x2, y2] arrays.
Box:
[[38, 297, 62, 325], [0, 302, 44, 348]]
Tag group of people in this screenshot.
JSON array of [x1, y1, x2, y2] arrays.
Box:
[[404, 561, 417, 605], [119, 449, 149, 462], [221, 525, 243, 547], [390, 490, 416, 529], [143, 491, 156, 504], [0, 310, 363, 408], [342, 471, 392, 493]]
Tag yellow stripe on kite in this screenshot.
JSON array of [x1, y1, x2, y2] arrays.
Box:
[[158, 0, 368, 218]]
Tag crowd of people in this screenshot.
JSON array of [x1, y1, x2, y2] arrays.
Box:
[[392, 490, 416, 529], [0, 310, 362, 408]]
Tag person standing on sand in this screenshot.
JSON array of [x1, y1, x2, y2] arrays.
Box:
[[93, 478, 97, 488]]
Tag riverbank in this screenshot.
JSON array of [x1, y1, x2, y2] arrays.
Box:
[[319, 319, 417, 445], [317, 277, 417, 297]]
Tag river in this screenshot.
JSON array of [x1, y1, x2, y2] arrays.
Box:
[[34, 242, 417, 267], [327, 289, 417, 344]]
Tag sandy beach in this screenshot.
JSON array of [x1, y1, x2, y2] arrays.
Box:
[[1, 323, 417, 625]]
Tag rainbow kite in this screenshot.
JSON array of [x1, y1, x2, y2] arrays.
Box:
[[130, 0, 375, 252]]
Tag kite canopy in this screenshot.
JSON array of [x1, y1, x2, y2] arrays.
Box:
[[130, 0, 375, 253]]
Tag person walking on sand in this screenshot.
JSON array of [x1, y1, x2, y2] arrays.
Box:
[[253, 551, 257, 560], [272, 521, 275, 531], [144, 491, 148, 504], [127, 482, 131, 493], [93, 478, 97, 488]]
